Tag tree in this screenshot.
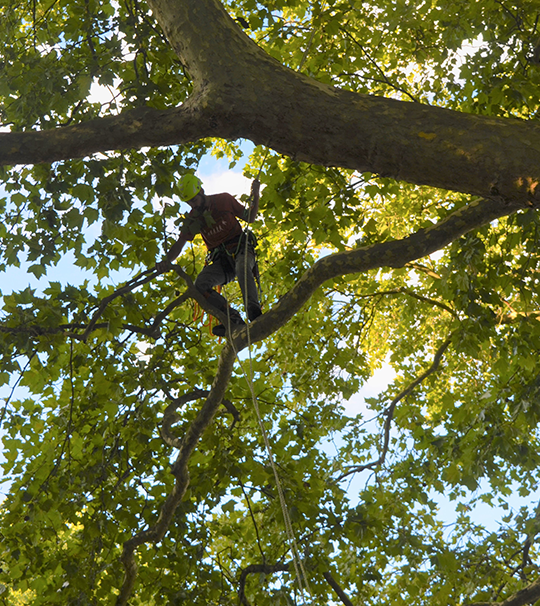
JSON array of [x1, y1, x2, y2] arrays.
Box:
[[1, 0, 540, 604]]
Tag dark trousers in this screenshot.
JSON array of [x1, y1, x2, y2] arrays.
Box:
[[194, 246, 260, 322]]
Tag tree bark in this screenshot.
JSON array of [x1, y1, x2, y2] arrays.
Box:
[[0, 0, 538, 207]]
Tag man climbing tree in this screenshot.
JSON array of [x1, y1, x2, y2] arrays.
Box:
[[2, 1, 540, 606], [157, 174, 262, 336]]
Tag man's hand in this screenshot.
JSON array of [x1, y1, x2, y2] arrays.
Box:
[[155, 258, 172, 273]]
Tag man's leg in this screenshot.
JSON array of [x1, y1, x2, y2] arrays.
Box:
[[195, 259, 245, 332], [235, 249, 262, 321]]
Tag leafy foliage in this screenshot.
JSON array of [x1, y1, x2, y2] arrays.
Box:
[[1, 1, 540, 605]]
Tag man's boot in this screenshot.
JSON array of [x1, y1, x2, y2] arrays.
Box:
[[212, 308, 245, 337], [247, 305, 262, 322]]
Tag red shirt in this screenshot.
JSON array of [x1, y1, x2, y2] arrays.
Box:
[[180, 193, 247, 250]]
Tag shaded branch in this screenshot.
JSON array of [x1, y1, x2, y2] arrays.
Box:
[[0, 101, 214, 166], [116, 197, 531, 601], [498, 310, 540, 324], [161, 390, 237, 448], [341, 28, 421, 103], [160, 389, 209, 448], [240, 479, 265, 563], [406, 262, 442, 280], [323, 571, 355, 606], [222, 399, 241, 429], [338, 334, 453, 480], [235, 197, 524, 351], [0, 353, 36, 426], [351, 287, 456, 316], [117, 343, 237, 606], [468, 576, 540, 606], [238, 563, 290, 606], [83, 267, 161, 340]]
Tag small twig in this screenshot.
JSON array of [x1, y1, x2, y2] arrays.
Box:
[[341, 28, 421, 103], [298, 25, 317, 72], [349, 287, 455, 316], [467, 575, 540, 606], [0, 352, 36, 426], [222, 399, 240, 429], [405, 262, 442, 280]]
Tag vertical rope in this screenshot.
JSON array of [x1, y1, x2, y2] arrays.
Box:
[[221, 189, 312, 600]]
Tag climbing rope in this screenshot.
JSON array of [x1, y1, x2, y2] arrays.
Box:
[[222, 154, 313, 599], [224, 284, 312, 600]]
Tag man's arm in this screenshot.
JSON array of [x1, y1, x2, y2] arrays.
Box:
[[167, 235, 187, 261], [246, 179, 260, 223], [155, 235, 187, 272]]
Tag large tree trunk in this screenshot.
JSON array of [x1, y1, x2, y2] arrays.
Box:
[[0, 0, 538, 208]]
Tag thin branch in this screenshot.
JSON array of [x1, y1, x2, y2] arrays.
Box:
[[405, 262, 442, 280], [0, 353, 36, 426], [297, 25, 317, 72], [341, 28, 422, 103], [83, 267, 161, 340], [240, 478, 266, 563], [222, 399, 241, 429], [150, 291, 191, 334], [338, 335, 453, 480], [498, 310, 540, 324], [350, 287, 455, 316]]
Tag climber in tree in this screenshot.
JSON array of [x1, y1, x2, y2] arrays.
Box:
[[156, 174, 262, 337]]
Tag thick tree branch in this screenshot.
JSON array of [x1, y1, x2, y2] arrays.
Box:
[[117, 343, 237, 605], [1, 0, 539, 207], [161, 390, 238, 446], [468, 576, 540, 606], [234, 197, 524, 350], [0, 101, 214, 166]]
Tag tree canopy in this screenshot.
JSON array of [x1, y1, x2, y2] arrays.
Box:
[[1, 0, 540, 604]]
